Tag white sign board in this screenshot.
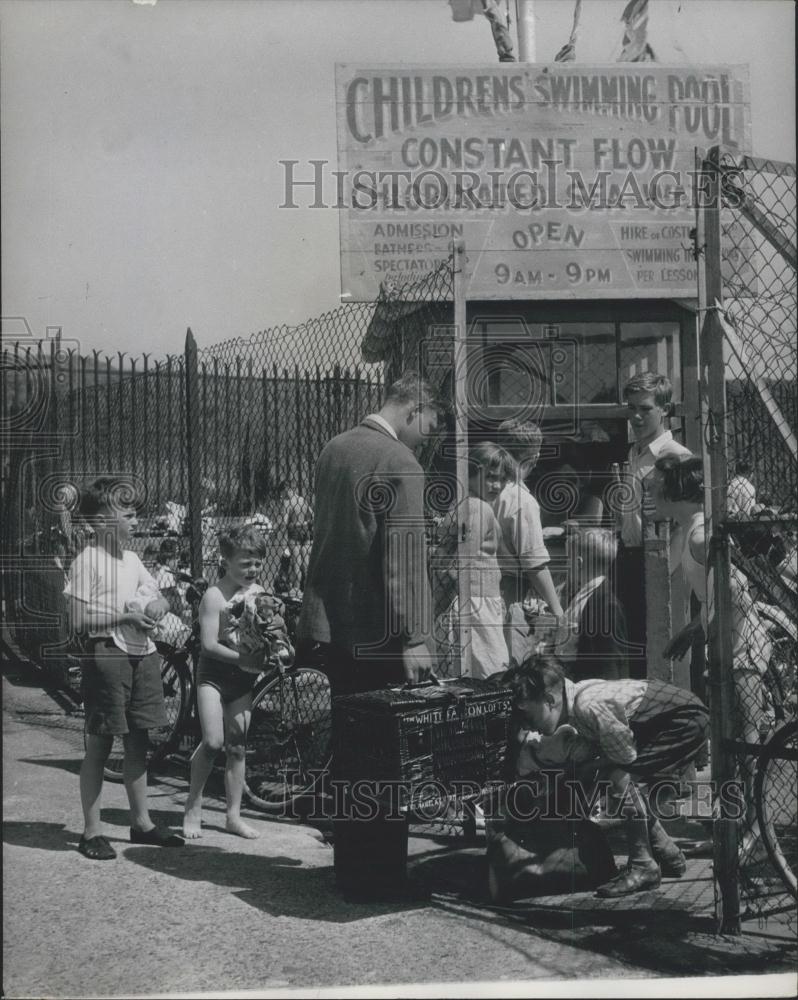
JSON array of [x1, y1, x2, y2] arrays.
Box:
[[334, 64, 752, 300]]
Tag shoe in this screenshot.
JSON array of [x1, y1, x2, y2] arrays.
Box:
[[130, 825, 185, 847], [595, 863, 661, 898], [78, 834, 117, 861], [652, 846, 687, 878]]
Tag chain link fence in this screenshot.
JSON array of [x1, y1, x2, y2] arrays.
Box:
[[1, 257, 458, 681], [698, 148, 797, 929]]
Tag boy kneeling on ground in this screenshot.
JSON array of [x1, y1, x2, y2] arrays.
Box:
[[506, 652, 709, 897]]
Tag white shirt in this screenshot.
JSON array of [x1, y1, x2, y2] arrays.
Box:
[[65, 546, 159, 656], [621, 430, 691, 546], [727, 476, 756, 517], [493, 479, 550, 605], [153, 565, 177, 590]]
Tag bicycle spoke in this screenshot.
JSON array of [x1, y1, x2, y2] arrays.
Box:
[[755, 721, 798, 898], [245, 668, 332, 812]]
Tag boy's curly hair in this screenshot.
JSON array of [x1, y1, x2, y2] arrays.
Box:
[[505, 652, 565, 703], [78, 476, 141, 518], [218, 524, 268, 559]]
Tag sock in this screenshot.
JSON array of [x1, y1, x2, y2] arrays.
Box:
[[624, 783, 657, 869], [647, 814, 678, 856]]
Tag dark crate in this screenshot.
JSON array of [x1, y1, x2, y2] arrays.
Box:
[[333, 678, 513, 792]]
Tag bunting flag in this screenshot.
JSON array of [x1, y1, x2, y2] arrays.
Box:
[[448, 0, 515, 63], [448, 0, 479, 21], [554, 0, 583, 63], [481, 0, 516, 63], [618, 0, 657, 62]]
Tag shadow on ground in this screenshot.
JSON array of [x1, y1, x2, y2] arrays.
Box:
[[125, 842, 428, 923], [411, 847, 798, 977], [3, 820, 80, 852], [18, 756, 83, 776], [2, 807, 189, 852]]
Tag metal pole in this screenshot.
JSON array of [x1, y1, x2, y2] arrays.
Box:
[[515, 0, 536, 62], [184, 328, 204, 579], [696, 146, 741, 935], [453, 240, 472, 679]]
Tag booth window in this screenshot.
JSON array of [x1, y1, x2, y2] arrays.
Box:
[[475, 318, 681, 406], [620, 322, 681, 402]]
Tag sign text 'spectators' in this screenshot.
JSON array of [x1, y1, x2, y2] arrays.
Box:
[[334, 64, 752, 300]]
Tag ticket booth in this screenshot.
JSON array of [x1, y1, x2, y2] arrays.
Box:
[[362, 293, 700, 684], [338, 62, 749, 685]]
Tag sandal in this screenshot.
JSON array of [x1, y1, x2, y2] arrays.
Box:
[[130, 825, 185, 847], [78, 834, 117, 861]]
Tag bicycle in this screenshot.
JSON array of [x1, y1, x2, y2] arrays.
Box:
[[728, 552, 797, 899], [753, 716, 797, 899], [242, 615, 333, 814], [91, 580, 333, 816]]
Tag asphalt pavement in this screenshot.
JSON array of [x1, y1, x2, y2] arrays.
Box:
[[3, 651, 797, 999]]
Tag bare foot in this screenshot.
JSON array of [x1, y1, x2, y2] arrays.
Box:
[[182, 805, 203, 839], [226, 817, 260, 839]]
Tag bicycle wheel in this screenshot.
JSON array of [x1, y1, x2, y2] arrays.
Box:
[[754, 719, 798, 898], [89, 647, 191, 782], [764, 618, 798, 721], [146, 647, 192, 770], [244, 666, 332, 812]]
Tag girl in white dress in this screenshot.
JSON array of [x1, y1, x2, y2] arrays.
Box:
[[433, 443, 511, 679]]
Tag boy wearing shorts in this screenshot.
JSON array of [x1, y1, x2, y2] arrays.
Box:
[[508, 652, 709, 897], [67, 477, 184, 859]]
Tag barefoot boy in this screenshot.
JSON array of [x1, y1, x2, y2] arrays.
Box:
[[182, 525, 269, 841]]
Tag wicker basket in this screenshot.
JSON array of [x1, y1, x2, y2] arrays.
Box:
[[333, 678, 513, 793]]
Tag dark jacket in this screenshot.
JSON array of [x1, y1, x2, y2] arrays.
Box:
[[297, 417, 431, 659]]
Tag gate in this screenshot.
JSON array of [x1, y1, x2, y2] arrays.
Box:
[[696, 147, 797, 932]]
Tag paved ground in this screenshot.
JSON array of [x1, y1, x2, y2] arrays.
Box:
[[3, 651, 797, 999]]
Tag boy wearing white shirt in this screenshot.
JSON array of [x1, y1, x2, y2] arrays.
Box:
[[616, 373, 690, 678], [66, 477, 184, 859]]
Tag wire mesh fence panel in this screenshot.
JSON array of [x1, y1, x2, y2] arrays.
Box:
[[700, 149, 797, 926], [2, 255, 467, 676], [2, 338, 78, 684], [719, 152, 797, 510]]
